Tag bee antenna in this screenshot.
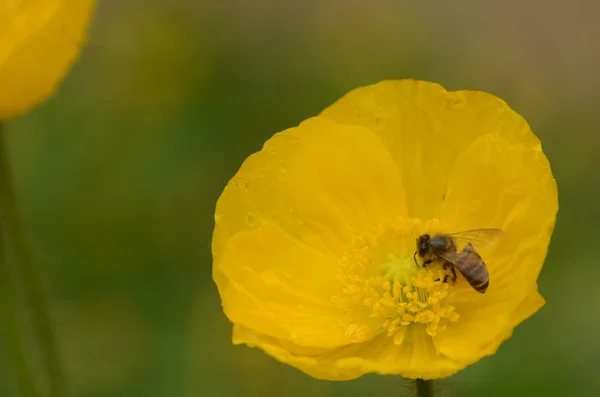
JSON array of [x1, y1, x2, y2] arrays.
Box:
[[413, 251, 418, 266]]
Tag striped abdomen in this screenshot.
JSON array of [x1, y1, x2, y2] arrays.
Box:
[[454, 243, 489, 293]]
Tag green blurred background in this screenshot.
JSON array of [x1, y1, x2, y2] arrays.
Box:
[[2, 1, 599, 396]]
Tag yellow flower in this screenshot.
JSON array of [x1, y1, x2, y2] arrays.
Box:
[[0, 0, 98, 119], [212, 80, 558, 380]]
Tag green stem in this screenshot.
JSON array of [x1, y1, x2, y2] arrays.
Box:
[[416, 379, 435, 397], [0, 204, 38, 396], [0, 123, 64, 396]]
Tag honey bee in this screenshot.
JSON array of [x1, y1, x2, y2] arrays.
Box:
[[414, 229, 504, 293]]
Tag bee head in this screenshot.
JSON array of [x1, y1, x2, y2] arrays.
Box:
[[416, 234, 431, 258]]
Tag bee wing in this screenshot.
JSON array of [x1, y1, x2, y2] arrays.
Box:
[[434, 250, 466, 267], [445, 228, 504, 252], [437, 247, 489, 292]]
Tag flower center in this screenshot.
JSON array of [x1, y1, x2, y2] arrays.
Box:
[[334, 218, 460, 345]]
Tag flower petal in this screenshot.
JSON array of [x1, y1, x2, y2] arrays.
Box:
[[508, 291, 546, 330], [432, 296, 516, 364], [218, 221, 354, 348], [0, 0, 97, 118], [430, 131, 555, 363], [439, 132, 556, 298], [212, 116, 408, 265], [433, 290, 545, 364], [233, 324, 462, 381], [478, 291, 546, 356], [320, 79, 540, 220]]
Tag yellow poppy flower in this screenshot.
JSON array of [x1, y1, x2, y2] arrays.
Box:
[[0, 0, 97, 119], [212, 80, 558, 380]]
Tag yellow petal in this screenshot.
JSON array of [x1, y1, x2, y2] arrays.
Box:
[[433, 290, 545, 364], [233, 324, 461, 381], [218, 221, 355, 348], [320, 79, 541, 220], [429, 132, 555, 362], [212, 116, 408, 265], [432, 296, 515, 363], [508, 291, 546, 329], [479, 291, 546, 356], [0, 0, 97, 119], [441, 132, 557, 281]]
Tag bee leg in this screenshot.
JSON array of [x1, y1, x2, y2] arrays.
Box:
[[438, 262, 448, 283], [422, 259, 433, 268], [440, 262, 455, 284]]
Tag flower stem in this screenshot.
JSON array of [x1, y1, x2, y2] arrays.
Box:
[[0, 123, 64, 396], [415, 379, 435, 397], [0, 217, 38, 395]]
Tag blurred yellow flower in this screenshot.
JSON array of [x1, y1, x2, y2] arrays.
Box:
[[0, 0, 97, 119], [212, 80, 558, 380]]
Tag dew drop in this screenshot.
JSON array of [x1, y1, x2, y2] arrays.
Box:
[[231, 176, 244, 189], [451, 96, 465, 107], [245, 213, 257, 227]]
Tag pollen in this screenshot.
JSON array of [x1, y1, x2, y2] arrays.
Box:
[[334, 218, 460, 344]]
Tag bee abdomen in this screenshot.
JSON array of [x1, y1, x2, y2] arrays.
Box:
[[460, 263, 489, 293], [467, 265, 489, 280], [473, 279, 489, 293]]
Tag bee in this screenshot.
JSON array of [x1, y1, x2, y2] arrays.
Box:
[[413, 229, 504, 293]]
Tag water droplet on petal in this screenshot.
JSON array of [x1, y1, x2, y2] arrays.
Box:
[[451, 96, 465, 107], [245, 213, 257, 227]]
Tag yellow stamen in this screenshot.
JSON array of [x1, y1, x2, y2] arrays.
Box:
[[334, 218, 460, 344]]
